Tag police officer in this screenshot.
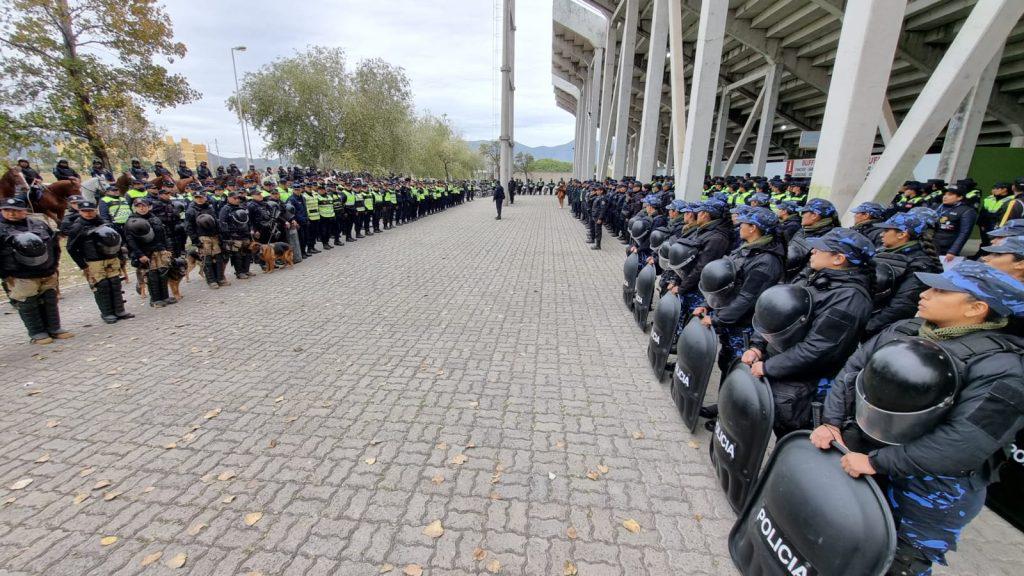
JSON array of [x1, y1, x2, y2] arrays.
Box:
[[985, 218, 1024, 246], [17, 158, 42, 187], [865, 213, 942, 338], [980, 181, 1024, 246], [89, 160, 113, 182], [773, 200, 803, 244], [247, 189, 273, 244], [813, 260, 1024, 576], [589, 185, 609, 250], [218, 192, 252, 279], [667, 200, 732, 319], [493, 181, 505, 220], [196, 161, 213, 181], [129, 159, 149, 181], [52, 159, 80, 182], [0, 198, 74, 343], [314, 183, 335, 249], [849, 202, 887, 246], [98, 184, 132, 236], [981, 236, 1024, 282], [743, 228, 875, 436], [185, 192, 230, 289], [66, 201, 134, 323], [934, 185, 978, 262], [177, 159, 194, 180], [125, 198, 175, 307], [153, 182, 184, 256], [330, 183, 345, 245], [299, 182, 320, 255], [287, 182, 313, 258], [786, 198, 838, 281], [59, 195, 85, 237]]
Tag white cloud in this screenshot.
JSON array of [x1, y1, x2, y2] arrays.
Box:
[[154, 0, 574, 158]]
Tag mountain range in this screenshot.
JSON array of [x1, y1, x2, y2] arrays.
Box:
[[465, 140, 575, 163]]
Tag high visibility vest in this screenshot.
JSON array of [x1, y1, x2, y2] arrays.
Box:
[[316, 194, 334, 218], [982, 194, 1012, 215], [342, 189, 355, 207], [279, 187, 292, 202], [364, 192, 374, 210], [355, 193, 366, 212], [101, 195, 132, 224], [385, 191, 396, 204], [304, 192, 320, 220], [330, 192, 343, 211], [127, 189, 146, 205]]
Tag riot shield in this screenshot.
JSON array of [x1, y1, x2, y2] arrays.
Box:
[[633, 263, 657, 330], [647, 293, 681, 381], [710, 364, 774, 513], [623, 252, 640, 309], [986, 429, 1024, 532], [671, 318, 718, 432], [287, 228, 303, 264], [729, 432, 896, 576]]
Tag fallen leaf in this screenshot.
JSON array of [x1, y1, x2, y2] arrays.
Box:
[[79, 467, 95, 477], [403, 565, 423, 576], [140, 551, 162, 566], [632, 431, 645, 440], [435, 442, 447, 450], [566, 526, 578, 540], [27, 389, 42, 396], [243, 512, 263, 526], [694, 513, 704, 522], [564, 560, 578, 575], [489, 474, 501, 485], [379, 564, 394, 573], [217, 470, 236, 481], [473, 547, 487, 561], [364, 457, 376, 465], [687, 440, 699, 449], [284, 415, 298, 423], [182, 433, 196, 442], [422, 519, 444, 538], [274, 396, 284, 403], [222, 494, 236, 503], [92, 480, 111, 490], [321, 401, 332, 408], [555, 441, 565, 449], [45, 420, 59, 428], [8, 478, 32, 490], [73, 493, 88, 504], [103, 491, 122, 501], [186, 522, 206, 536], [106, 383, 122, 389], [100, 536, 118, 546], [164, 443, 177, 450], [267, 439, 278, 448], [586, 470, 599, 481], [465, 442, 476, 449], [548, 472, 556, 480], [203, 408, 221, 419], [143, 486, 155, 493], [597, 464, 609, 474], [450, 454, 468, 465], [200, 473, 214, 484], [430, 474, 444, 485], [165, 552, 187, 568], [622, 519, 641, 534], [489, 492, 502, 501], [486, 559, 501, 573]]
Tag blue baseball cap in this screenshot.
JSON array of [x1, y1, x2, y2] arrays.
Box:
[[668, 199, 689, 212], [907, 206, 939, 226], [989, 218, 1024, 238], [982, 236, 1024, 257], [916, 260, 1024, 317], [773, 200, 800, 214], [697, 199, 728, 218], [851, 202, 886, 219], [2, 197, 30, 211], [805, 228, 876, 266], [730, 204, 754, 215], [735, 206, 779, 233], [642, 194, 662, 207], [874, 212, 929, 237], [797, 198, 837, 217], [748, 192, 771, 206]]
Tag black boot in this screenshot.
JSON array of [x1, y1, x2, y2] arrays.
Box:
[[159, 269, 177, 304], [215, 256, 231, 286], [241, 253, 252, 277], [147, 270, 166, 307], [204, 257, 219, 289], [232, 253, 248, 279], [109, 276, 134, 320], [14, 296, 51, 344], [93, 279, 119, 324], [39, 289, 73, 339]]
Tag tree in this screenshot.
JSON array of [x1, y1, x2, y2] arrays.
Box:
[[528, 158, 572, 173], [0, 0, 199, 168], [97, 105, 164, 172], [514, 152, 534, 181], [478, 140, 499, 179]]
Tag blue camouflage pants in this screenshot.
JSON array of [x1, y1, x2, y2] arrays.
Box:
[[675, 291, 706, 336], [886, 475, 985, 575], [716, 324, 753, 373]]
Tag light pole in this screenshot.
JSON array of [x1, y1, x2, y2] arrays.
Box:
[[230, 46, 252, 168]]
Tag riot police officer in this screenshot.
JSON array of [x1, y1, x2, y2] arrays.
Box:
[[218, 192, 252, 279], [59, 195, 85, 237], [589, 185, 609, 250], [0, 198, 73, 343], [980, 236, 1024, 281], [849, 202, 887, 246], [773, 200, 802, 244], [66, 201, 134, 323], [177, 160, 194, 180], [125, 198, 174, 307], [667, 200, 732, 319], [185, 193, 230, 289], [247, 189, 273, 243], [865, 213, 942, 338], [785, 198, 838, 281]]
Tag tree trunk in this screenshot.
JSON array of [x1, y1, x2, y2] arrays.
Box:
[[56, 0, 110, 169]]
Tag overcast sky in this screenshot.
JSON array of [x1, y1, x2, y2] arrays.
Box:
[[156, 0, 577, 158]]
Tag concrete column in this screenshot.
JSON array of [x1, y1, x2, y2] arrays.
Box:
[[752, 63, 782, 176], [1012, 128, 1024, 148], [723, 87, 765, 176], [937, 46, 1003, 183], [879, 100, 898, 145], [637, 0, 669, 182], [678, 0, 728, 201], [665, 129, 674, 174], [626, 131, 639, 177], [710, 91, 731, 177], [807, 0, 906, 214], [573, 94, 584, 178], [499, 0, 516, 190], [668, 0, 687, 185], [586, 48, 604, 179], [612, 0, 639, 179], [597, 22, 619, 180], [848, 0, 1024, 218]]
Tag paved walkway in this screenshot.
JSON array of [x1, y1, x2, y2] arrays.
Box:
[[0, 196, 1020, 575]]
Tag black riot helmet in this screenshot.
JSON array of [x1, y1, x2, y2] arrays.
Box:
[[125, 217, 154, 243], [11, 232, 48, 267], [698, 257, 738, 309], [649, 227, 670, 250], [90, 225, 122, 257], [196, 213, 218, 235], [629, 218, 651, 241], [752, 285, 813, 353], [658, 241, 672, 270], [283, 204, 295, 221], [231, 208, 249, 225], [668, 239, 700, 273], [872, 252, 909, 305], [855, 338, 959, 445]]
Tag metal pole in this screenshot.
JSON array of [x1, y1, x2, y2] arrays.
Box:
[[230, 48, 252, 168], [499, 0, 515, 191]]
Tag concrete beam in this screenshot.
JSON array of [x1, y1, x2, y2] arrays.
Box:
[[668, 0, 688, 178], [752, 62, 782, 175], [937, 45, 1003, 182], [637, 0, 670, 182], [612, 0, 640, 179], [553, 0, 607, 50]]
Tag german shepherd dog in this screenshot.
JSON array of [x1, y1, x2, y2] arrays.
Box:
[[136, 249, 199, 300], [250, 242, 294, 273]]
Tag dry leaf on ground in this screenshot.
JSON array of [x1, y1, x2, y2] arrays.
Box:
[[435, 442, 447, 450], [100, 536, 118, 546], [451, 454, 468, 465], [140, 551, 162, 566], [486, 559, 501, 573], [378, 563, 394, 573], [422, 519, 444, 538], [687, 440, 699, 449], [222, 494, 236, 504], [166, 552, 187, 568], [597, 464, 609, 474], [473, 547, 487, 561], [217, 470, 236, 481], [243, 512, 263, 526], [186, 522, 206, 536], [8, 478, 32, 490], [26, 389, 42, 396], [102, 491, 122, 501], [143, 486, 156, 493], [623, 519, 641, 533], [586, 470, 599, 481], [204, 408, 221, 419], [274, 396, 284, 403], [555, 441, 565, 449], [564, 560, 578, 575], [632, 431, 645, 440], [163, 443, 177, 450], [93, 480, 111, 490], [73, 493, 88, 504], [364, 458, 376, 465], [430, 474, 444, 485], [45, 420, 59, 428], [267, 439, 278, 448], [34, 453, 50, 463], [79, 467, 95, 477], [403, 565, 423, 576], [566, 526, 578, 540]]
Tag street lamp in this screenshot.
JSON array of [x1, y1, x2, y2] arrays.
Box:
[[230, 46, 253, 168]]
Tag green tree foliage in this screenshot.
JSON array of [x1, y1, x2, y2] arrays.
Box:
[[528, 158, 572, 173], [514, 152, 534, 180], [0, 0, 199, 167]]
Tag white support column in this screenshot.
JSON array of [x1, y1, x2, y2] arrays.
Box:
[[807, 0, 906, 214], [665, 129, 674, 174], [723, 87, 765, 176], [1011, 126, 1024, 148], [668, 0, 687, 187], [627, 131, 639, 177], [597, 22, 619, 180], [586, 48, 604, 179], [752, 62, 782, 176], [848, 0, 1024, 218], [499, 0, 516, 190], [879, 100, 898, 146], [612, 0, 640, 179], [573, 94, 584, 178], [710, 91, 731, 177], [678, 0, 728, 201], [637, 0, 669, 182], [937, 46, 1003, 183]]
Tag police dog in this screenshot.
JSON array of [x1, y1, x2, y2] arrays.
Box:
[[250, 242, 294, 273], [135, 250, 198, 299]]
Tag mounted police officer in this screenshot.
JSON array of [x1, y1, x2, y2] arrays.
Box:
[[812, 261, 1024, 576], [196, 161, 213, 181], [66, 200, 134, 323], [177, 159, 194, 180], [785, 198, 838, 281], [89, 160, 113, 182], [52, 158, 80, 182], [152, 161, 172, 179], [0, 198, 74, 343], [218, 192, 252, 279], [17, 158, 42, 187], [129, 159, 149, 181], [125, 198, 175, 307]]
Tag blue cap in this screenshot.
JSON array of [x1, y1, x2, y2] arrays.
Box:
[[982, 236, 1024, 257], [730, 204, 754, 215], [698, 199, 728, 218], [668, 199, 689, 212], [916, 260, 1024, 317], [748, 192, 771, 206], [805, 228, 876, 266], [907, 206, 939, 226], [735, 206, 779, 233], [2, 197, 30, 210], [989, 218, 1024, 238], [134, 197, 152, 206], [643, 194, 663, 208], [874, 212, 928, 237], [773, 200, 800, 213], [851, 202, 886, 219], [797, 198, 837, 217]]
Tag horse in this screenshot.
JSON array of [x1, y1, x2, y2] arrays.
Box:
[[114, 172, 133, 194], [176, 176, 196, 193], [0, 167, 76, 224], [79, 176, 107, 203]]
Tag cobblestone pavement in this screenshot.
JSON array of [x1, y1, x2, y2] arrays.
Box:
[[0, 196, 1020, 575]]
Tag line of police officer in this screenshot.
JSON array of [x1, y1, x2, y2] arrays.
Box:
[[566, 173, 1024, 576]]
